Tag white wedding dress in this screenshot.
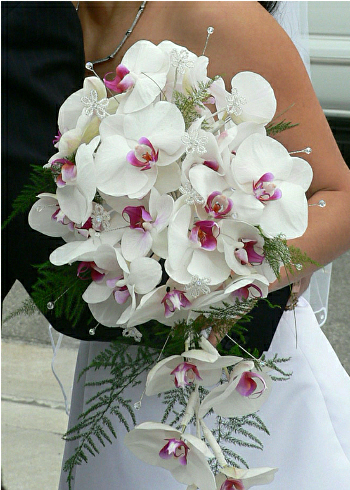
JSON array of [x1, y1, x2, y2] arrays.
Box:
[[59, 299, 350, 490], [58, 3, 350, 489]]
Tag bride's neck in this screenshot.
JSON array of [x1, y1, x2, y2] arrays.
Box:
[[76, 1, 141, 27]]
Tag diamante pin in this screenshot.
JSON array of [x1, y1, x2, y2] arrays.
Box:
[[309, 199, 326, 208], [47, 302, 55, 310], [134, 401, 142, 410], [89, 323, 100, 336], [202, 26, 215, 55], [289, 147, 312, 155]]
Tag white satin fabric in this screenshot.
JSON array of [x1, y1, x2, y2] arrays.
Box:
[[274, 1, 332, 327], [59, 298, 350, 489]]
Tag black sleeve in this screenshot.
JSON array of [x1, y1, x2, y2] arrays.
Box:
[[1, 1, 85, 299]]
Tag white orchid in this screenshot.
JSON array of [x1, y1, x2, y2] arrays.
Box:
[[199, 360, 272, 419], [166, 204, 231, 286], [214, 71, 276, 126], [216, 466, 277, 490], [82, 247, 162, 327], [95, 101, 185, 199], [124, 422, 216, 490], [112, 40, 170, 114], [146, 337, 242, 396], [231, 133, 313, 238], [121, 188, 173, 261]]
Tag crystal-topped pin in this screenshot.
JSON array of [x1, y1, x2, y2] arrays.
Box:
[[309, 199, 326, 208], [203, 26, 215, 55], [289, 147, 312, 155], [47, 301, 55, 310], [85, 62, 94, 71], [295, 264, 303, 271], [89, 323, 99, 336], [134, 401, 142, 410]]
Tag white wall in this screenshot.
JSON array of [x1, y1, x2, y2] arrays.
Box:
[[308, 1, 350, 117]]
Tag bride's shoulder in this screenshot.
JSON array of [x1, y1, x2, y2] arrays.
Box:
[[192, 2, 303, 84]]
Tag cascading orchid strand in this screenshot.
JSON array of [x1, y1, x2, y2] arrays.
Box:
[[27, 37, 313, 489]]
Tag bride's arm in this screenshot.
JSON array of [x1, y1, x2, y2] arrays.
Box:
[[197, 2, 350, 290]]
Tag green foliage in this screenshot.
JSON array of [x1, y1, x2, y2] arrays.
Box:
[[62, 343, 158, 490], [259, 353, 292, 381], [30, 261, 93, 327], [2, 297, 40, 323], [173, 78, 218, 129], [209, 413, 269, 472], [266, 119, 298, 136], [2, 165, 55, 229]]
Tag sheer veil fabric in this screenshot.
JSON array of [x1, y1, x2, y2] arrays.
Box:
[[274, 1, 332, 327], [58, 3, 350, 490]]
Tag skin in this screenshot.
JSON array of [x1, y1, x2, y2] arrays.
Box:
[[74, 1, 350, 345]]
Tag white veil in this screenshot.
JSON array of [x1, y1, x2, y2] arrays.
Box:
[[274, 1, 332, 326]]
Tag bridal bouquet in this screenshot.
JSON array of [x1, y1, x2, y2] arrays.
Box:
[[27, 38, 313, 489]]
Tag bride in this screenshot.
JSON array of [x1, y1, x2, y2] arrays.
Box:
[[58, 2, 350, 489]]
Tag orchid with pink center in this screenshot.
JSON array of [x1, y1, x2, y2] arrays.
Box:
[[125, 283, 193, 330], [127, 137, 159, 171], [54, 136, 99, 225], [146, 337, 242, 396], [82, 248, 162, 327], [220, 478, 244, 490], [199, 360, 271, 419], [253, 172, 282, 202], [189, 275, 269, 316], [170, 362, 202, 388], [217, 220, 265, 277], [166, 204, 230, 286], [121, 188, 174, 261], [235, 371, 267, 398], [216, 466, 277, 490], [103, 64, 134, 94], [231, 282, 264, 301], [205, 191, 234, 219], [159, 438, 190, 466], [51, 158, 77, 188], [124, 422, 215, 490], [77, 261, 105, 283], [105, 275, 131, 304], [161, 289, 191, 318], [231, 133, 313, 238], [189, 220, 220, 251], [114, 40, 170, 114], [234, 239, 265, 267], [95, 101, 184, 199]]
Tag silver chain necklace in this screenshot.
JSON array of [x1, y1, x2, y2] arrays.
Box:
[[76, 1, 147, 71]]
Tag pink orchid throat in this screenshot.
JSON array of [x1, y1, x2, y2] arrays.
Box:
[[253, 172, 282, 202], [231, 283, 263, 301], [127, 137, 159, 171], [235, 239, 264, 266], [77, 261, 105, 283], [159, 438, 190, 466], [235, 371, 267, 398], [189, 220, 220, 251], [161, 289, 191, 318], [103, 64, 135, 93], [220, 478, 245, 490], [205, 191, 233, 218], [122, 205, 152, 229], [171, 362, 202, 388]]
